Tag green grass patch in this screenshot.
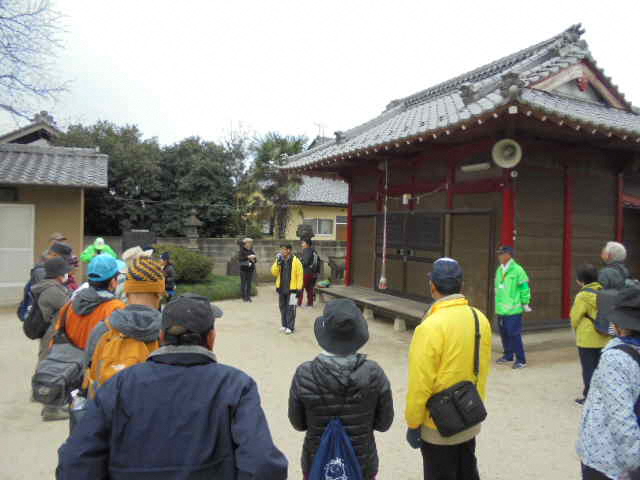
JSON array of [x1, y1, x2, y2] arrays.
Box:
[[176, 274, 258, 302]]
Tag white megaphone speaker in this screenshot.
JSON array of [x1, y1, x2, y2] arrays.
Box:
[[492, 139, 522, 169]]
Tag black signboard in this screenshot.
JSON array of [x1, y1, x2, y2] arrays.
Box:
[[406, 214, 443, 249]]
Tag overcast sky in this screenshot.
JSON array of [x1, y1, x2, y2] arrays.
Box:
[[3, 0, 639, 146]]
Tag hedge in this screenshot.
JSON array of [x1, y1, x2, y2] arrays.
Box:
[[154, 244, 213, 284]]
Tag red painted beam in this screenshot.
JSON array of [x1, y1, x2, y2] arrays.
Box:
[[451, 177, 504, 195], [345, 181, 353, 286], [387, 180, 444, 196], [616, 173, 625, 242], [562, 167, 574, 320], [352, 192, 377, 203]]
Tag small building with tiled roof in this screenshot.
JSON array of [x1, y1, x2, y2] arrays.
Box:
[[0, 113, 109, 304], [284, 24, 640, 329]]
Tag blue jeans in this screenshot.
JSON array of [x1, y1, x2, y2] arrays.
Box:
[[498, 314, 526, 364]]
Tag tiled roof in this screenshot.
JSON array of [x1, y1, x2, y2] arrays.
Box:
[[284, 24, 640, 171], [290, 176, 347, 206], [0, 144, 109, 188]]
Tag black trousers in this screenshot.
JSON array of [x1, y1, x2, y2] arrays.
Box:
[[278, 293, 296, 331], [578, 347, 602, 398], [421, 438, 480, 480], [239, 269, 253, 301], [581, 464, 609, 479]]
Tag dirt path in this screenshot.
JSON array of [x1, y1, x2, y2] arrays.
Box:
[[0, 287, 584, 479]]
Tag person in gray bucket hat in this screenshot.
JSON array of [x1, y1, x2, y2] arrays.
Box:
[[578, 287, 640, 479], [288, 298, 394, 480]]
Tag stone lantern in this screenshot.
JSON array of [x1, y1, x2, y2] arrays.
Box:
[[184, 209, 203, 250]]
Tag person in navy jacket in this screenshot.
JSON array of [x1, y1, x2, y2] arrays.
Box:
[[57, 293, 288, 480]]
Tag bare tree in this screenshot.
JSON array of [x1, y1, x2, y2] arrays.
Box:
[[0, 0, 66, 120]]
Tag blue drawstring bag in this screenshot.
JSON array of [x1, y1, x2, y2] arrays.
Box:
[[309, 418, 363, 480]]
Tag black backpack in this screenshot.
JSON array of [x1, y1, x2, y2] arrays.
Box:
[[583, 288, 617, 337], [20, 280, 49, 340]]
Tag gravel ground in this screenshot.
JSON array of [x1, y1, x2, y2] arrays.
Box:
[[0, 287, 585, 479]]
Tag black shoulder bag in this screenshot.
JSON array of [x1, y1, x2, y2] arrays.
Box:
[[426, 307, 488, 437]]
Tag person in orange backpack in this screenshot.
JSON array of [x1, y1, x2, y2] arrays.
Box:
[[84, 256, 165, 396], [54, 255, 127, 351]]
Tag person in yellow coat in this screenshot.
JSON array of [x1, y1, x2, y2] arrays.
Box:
[[271, 243, 304, 334], [405, 257, 492, 480], [570, 264, 612, 406]]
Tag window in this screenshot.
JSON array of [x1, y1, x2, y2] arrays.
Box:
[[336, 216, 347, 225], [303, 218, 334, 236]]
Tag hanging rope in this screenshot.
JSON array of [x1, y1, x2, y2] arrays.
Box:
[[378, 160, 389, 290]]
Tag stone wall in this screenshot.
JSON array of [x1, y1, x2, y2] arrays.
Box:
[[84, 236, 347, 283]]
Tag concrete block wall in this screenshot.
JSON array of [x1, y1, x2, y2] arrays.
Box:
[[84, 236, 347, 283]]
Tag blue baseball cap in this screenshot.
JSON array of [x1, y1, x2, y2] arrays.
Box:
[[497, 245, 515, 255], [88, 254, 126, 282], [429, 257, 463, 289]]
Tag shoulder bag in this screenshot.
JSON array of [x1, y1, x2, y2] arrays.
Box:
[[426, 307, 487, 437]]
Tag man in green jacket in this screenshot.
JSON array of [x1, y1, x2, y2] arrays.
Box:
[[79, 237, 118, 263], [495, 245, 532, 369]]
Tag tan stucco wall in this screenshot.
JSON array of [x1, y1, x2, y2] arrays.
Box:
[[17, 186, 85, 263], [285, 204, 347, 240]]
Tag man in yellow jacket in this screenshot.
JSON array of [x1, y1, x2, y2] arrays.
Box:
[[405, 257, 492, 480], [570, 264, 612, 405], [271, 243, 304, 335]]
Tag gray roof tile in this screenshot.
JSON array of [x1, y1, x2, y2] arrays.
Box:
[[290, 176, 347, 206], [0, 144, 109, 188], [284, 24, 639, 171]]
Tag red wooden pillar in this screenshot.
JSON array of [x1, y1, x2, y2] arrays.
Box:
[[616, 173, 624, 242], [562, 167, 574, 319], [345, 180, 353, 286], [501, 176, 515, 247]]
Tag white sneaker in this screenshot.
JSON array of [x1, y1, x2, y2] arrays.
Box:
[[285, 328, 293, 335], [279, 327, 286, 332]]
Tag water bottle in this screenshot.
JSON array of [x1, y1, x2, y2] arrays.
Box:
[[69, 389, 87, 434]]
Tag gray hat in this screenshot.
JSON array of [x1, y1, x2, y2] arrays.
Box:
[[314, 299, 369, 356], [50, 242, 73, 259], [45, 256, 73, 279], [609, 288, 640, 331], [161, 294, 223, 335]]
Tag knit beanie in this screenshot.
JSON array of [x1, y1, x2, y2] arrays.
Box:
[[125, 257, 166, 294]]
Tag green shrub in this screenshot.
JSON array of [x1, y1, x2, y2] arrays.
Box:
[[154, 244, 213, 284], [176, 275, 257, 301]]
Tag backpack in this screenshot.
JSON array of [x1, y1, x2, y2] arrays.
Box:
[[311, 250, 322, 275], [87, 318, 159, 398], [20, 282, 49, 340], [584, 288, 619, 337], [308, 418, 363, 480], [611, 263, 640, 289], [32, 303, 84, 405]]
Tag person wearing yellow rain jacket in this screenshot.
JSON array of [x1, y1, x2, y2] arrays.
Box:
[[570, 264, 612, 406], [405, 257, 492, 480], [271, 243, 304, 335]]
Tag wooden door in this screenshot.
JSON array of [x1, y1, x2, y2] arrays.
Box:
[[352, 216, 376, 288], [450, 212, 494, 316], [0, 204, 34, 305]]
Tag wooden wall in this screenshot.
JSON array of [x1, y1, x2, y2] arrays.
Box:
[[624, 209, 640, 278]]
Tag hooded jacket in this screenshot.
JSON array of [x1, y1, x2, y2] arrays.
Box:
[[79, 243, 118, 263], [598, 261, 631, 290], [57, 346, 288, 480], [32, 279, 70, 325], [570, 282, 611, 349], [55, 288, 126, 350], [289, 353, 394, 479], [84, 304, 162, 369]]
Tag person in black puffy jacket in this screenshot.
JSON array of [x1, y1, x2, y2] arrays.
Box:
[[288, 299, 394, 479]]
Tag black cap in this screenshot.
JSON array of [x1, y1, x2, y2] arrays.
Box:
[[50, 242, 73, 259], [609, 288, 640, 331], [45, 256, 73, 279], [161, 294, 223, 335], [314, 299, 369, 356]]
